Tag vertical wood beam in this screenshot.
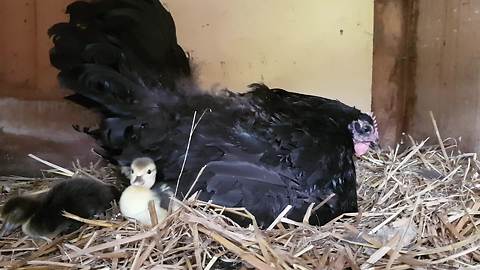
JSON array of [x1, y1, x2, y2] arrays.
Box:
[[372, 0, 418, 147]]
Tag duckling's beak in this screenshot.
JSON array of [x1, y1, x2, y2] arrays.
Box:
[[132, 176, 145, 186]]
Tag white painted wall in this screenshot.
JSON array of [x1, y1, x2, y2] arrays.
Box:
[[162, 0, 374, 111]]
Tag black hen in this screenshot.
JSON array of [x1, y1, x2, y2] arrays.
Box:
[[48, 0, 379, 227]]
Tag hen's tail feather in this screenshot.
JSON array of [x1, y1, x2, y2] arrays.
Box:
[[49, 0, 191, 117]]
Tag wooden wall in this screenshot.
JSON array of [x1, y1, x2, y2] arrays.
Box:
[[0, 0, 73, 99], [372, 0, 480, 153], [0, 0, 98, 176], [163, 0, 374, 112], [371, 0, 417, 147], [409, 0, 480, 152]]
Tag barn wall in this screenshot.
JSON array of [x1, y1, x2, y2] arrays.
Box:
[[371, 0, 417, 147], [409, 0, 480, 152], [162, 0, 374, 112], [0, 0, 97, 176], [0, 0, 374, 175], [0, 0, 73, 99]]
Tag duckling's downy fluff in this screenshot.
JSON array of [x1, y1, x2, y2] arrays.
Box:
[[119, 157, 173, 225], [0, 178, 120, 238]]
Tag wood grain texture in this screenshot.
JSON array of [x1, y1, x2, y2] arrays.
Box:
[[411, 0, 480, 152], [372, 0, 418, 148]]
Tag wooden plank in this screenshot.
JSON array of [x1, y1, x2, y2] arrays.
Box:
[[372, 0, 418, 147], [0, 0, 37, 95], [0, 0, 73, 99], [410, 0, 480, 152]]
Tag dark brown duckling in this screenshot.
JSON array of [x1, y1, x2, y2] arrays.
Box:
[[0, 178, 120, 239]]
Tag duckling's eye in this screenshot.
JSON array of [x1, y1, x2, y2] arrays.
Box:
[[147, 169, 152, 174], [131, 169, 134, 174]]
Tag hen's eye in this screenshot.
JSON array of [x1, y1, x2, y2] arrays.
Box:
[[147, 169, 152, 174], [131, 169, 134, 174]]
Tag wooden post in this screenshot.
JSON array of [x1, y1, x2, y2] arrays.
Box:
[[371, 0, 418, 147]]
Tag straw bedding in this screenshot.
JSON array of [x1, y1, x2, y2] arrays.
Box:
[[1, 123, 480, 269]]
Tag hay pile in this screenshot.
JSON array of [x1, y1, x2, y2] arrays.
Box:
[[1, 132, 480, 269]]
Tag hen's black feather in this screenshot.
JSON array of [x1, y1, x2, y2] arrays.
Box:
[[48, 0, 373, 227], [49, 0, 190, 116]]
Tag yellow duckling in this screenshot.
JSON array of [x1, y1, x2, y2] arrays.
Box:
[[119, 157, 172, 225]]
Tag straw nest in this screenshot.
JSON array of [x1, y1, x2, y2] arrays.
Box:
[[1, 119, 480, 269]]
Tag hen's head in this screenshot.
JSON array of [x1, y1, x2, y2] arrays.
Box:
[[348, 113, 379, 157]]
